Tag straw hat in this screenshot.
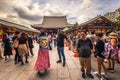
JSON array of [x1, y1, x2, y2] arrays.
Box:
[[108, 32, 118, 38]]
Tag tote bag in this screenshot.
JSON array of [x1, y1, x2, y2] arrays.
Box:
[[13, 39, 18, 48]]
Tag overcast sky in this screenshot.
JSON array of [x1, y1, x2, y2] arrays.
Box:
[[0, 0, 120, 26]]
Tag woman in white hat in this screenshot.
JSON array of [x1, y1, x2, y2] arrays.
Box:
[[107, 32, 119, 72], [109, 32, 119, 62]]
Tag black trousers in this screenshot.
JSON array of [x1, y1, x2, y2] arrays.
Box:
[[29, 48, 33, 56], [14, 48, 20, 62], [48, 41, 52, 50]]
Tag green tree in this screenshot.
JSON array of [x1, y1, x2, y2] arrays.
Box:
[[114, 16, 120, 31], [115, 16, 120, 24], [73, 22, 79, 28]]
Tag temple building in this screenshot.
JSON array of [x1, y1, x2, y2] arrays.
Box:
[[78, 15, 120, 32], [31, 16, 72, 33]]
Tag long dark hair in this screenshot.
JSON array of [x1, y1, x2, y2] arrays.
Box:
[[96, 32, 103, 38], [15, 31, 20, 35], [3, 33, 8, 38], [20, 32, 27, 40], [39, 32, 46, 37]]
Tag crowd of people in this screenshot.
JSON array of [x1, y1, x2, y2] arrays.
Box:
[[0, 29, 120, 79], [69, 30, 120, 79], [0, 31, 34, 65]]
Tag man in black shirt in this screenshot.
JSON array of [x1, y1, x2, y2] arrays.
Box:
[[56, 29, 67, 67], [12, 31, 20, 64], [77, 30, 94, 79]]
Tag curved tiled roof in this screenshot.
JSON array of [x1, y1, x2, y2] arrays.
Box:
[[32, 16, 72, 29]]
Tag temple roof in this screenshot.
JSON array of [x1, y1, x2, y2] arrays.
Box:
[[32, 16, 72, 29], [78, 15, 120, 29]]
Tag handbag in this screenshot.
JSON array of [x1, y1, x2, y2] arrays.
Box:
[[13, 39, 18, 48]]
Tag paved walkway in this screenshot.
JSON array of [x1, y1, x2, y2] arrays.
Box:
[[0, 43, 120, 80]]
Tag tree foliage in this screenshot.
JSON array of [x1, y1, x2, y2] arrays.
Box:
[[115, 16, 120, 24], [73, 22, 79, 27]]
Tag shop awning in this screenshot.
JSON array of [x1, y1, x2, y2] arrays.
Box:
[[62, 27, 70, 32], [0, 19, 40, 33]]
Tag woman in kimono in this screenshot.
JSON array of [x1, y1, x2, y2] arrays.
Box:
[[34, 32, 50, 74]]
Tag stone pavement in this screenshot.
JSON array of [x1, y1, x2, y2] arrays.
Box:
[[0, 43, 120, 80]]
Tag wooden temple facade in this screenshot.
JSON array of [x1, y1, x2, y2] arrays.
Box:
[[31, 16, 72, 33]]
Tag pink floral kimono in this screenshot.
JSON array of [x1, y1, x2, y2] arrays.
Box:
[[34, 36, 50, 71]]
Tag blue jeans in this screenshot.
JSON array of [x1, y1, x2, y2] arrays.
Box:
[[57, 47, 66, 64]]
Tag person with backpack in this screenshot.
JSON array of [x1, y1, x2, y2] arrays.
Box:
[[109, 32, 120, 63], [94, 32, 108, 78], [77, 30, 94, 79], [103, 34, 114, 59], [104, 38, 115, 73], [106, 32, 119, 73]]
